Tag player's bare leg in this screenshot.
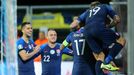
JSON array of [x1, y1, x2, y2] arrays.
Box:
[[104, 36, 126, 71]]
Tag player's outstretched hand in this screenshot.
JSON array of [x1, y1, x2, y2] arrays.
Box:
[[33, 45, 41, 53]]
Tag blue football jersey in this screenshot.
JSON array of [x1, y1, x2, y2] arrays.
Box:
[[78, 4, 117, 29], [40, 43, 73, 75], [64, 28, 96, 75], [17, 37, 36, 75], [65, 27, 95, 63]]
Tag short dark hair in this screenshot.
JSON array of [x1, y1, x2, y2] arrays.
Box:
[[98, 0, 111, 4], [47, 28, 56, 32], [21, 22, 31, 30], [47, 29, 57, 35], [90, 1, 100, 7]]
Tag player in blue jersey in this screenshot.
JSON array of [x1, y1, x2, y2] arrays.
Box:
[[17, 22, 40, 75], [38, 29, 73, 75], [70, 0, 125, 74], [60, 26, 96, 75]]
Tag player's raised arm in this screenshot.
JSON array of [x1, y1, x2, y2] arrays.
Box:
[[113, 15, 120, 25], [106, 4, 120, 26], [70, 10, 88, 28], [18, 45, 40, 61], [70, 20, 80, 28]]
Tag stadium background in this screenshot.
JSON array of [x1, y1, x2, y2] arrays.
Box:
[[0, 0, 130, 75]]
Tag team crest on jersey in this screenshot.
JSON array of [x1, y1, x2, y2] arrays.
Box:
[[56, 49, 61, 56], [50, 50, 55, 54], [18, 44, 23, 50]]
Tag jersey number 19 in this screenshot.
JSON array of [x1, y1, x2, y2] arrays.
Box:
[[89, 7, 101, 17]]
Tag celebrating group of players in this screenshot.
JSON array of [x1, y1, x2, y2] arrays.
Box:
[[17, 0, 126, 75]]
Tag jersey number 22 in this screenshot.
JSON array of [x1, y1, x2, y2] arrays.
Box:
[[43, 55, 50, 62]]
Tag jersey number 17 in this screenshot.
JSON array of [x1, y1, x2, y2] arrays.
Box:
[[74, 39, 85, 56]]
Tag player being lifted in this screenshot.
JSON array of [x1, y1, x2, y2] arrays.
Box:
[[70, 0, 125, 75], [17, 22, 40, 75], [38, 29, 73, 75]]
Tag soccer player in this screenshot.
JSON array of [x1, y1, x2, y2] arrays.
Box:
[[17, 22, 40, 75], [39, 29, 73, 75], [70, 0, 125, 73], [60, 27, 96, 75]]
